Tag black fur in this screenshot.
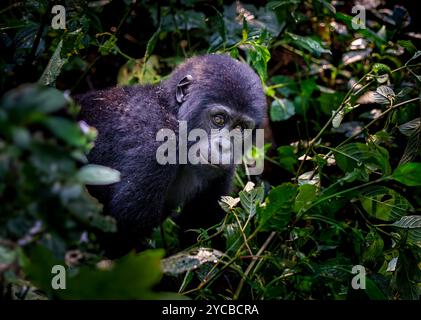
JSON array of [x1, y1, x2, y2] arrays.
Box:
[[75, 54, 266, 255]]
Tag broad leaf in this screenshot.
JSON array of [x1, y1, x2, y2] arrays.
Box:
[[239, 185, 265, 219], [334, 143, 391, 175], [294, 184, 317, 213], [359, 186, 413, 221], [287, 32, 331, 56], [43, 117, 86, 147], [270, 98, 295, 121], [258, 183, 297, 231], [161, 248, 224, 275], [392, 163, 421, 186], [392, 215, 421, 229], [77, 164, 121, 185], [38, 40, 67, 86]]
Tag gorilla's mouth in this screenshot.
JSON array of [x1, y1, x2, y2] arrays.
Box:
[[198, 152, 223, 169]]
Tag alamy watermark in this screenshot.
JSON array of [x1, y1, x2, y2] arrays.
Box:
[[351, 265, 366, 290], [351, 5, 366, 30], [51, 265, 66, 290], [155, 121, 265, 175], [51, 5, 66, 30]]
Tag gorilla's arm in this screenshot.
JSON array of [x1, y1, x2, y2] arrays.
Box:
[[176, 173, 233, 247]]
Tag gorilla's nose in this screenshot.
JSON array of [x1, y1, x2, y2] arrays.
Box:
[[217, 139, 232, 153]]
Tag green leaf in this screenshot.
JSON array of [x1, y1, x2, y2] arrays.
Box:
[[294, 184, 317, 213], [24, 246, 183, 299], [277, 145, 297, 173], [1, 84, 67, 116], [270, 75, 298, 97], [365, 277, 388, 300], [392, 215, 421, 243], [359, 186, 413, 221], [397, 40, 417, 55], [371, 63, 391, 75], [258, 183, 297, 231], [395, 249, 421, 299], [242, 17, 248, 41], [392, 215, 421, 229], [301, 78, 317, 98], [392, 216, 421, 243], [363, 229, 384, 264], [43, 117, 86, 147], [270, 98, 295, 121], [286, 32, 331, 56], [144, 26, 161, 64], [239, 185, 265, 219], [334, 143, 391, 175], [318, 92, 345, 115], [248, 44, 271, 81], [77, 164, 121, 185], [98, 33, 118, 56], [38, 40, 68, 86], [21, 246, 61, 292], [335, 12, 386, 47], [230, 47, 239, 59], [65, 250, 182, 299], [392, 163, 421, 186], [0, 245, 17, 265], [161, 248, 224, 275]]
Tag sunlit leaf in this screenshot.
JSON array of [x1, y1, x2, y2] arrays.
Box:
[[161, 248, 224, 275], [392, 215, 421, 229], [77, 164, 121, 185], [287, 32, 331, 56], [392, 162, 421, 186], [38, 40, 67, 86], [359, 186, 413, 221], [270, 98, 295, 121], [334, 143, 391, 175]]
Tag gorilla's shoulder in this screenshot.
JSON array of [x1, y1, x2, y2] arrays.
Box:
[[75, 85, 153, 113], [74, 85, 171, 127]]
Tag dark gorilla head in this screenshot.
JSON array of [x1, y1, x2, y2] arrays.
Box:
[[163, 54, 266, 168]]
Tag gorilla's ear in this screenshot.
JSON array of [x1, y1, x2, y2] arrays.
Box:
[[176, 74, 193, 103]]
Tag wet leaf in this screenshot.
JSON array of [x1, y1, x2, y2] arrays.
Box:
[[77, 164, 121, 185]]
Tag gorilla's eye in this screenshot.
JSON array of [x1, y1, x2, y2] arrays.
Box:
[[213, 114, 225, 127]]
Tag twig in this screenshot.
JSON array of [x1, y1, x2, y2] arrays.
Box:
[[233, 231, 276, 300], [232, 210, 254, 256]]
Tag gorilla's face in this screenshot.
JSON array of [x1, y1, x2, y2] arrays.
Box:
[[177, 102, 258, 169], [204, 104, 256, 167], [166, 54, 266, 170]]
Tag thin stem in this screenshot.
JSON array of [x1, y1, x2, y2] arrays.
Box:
[[338, 97, 420, 149], [309, 96, 421, 177], [233, 231, 276, 300], [232, 210, 254, 256], [295, 73, 371, 180]]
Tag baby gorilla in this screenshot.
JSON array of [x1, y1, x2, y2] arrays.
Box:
[[76, 54, 266, 255]]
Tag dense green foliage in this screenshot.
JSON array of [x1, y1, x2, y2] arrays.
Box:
[[0, 0, 420, 300]]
